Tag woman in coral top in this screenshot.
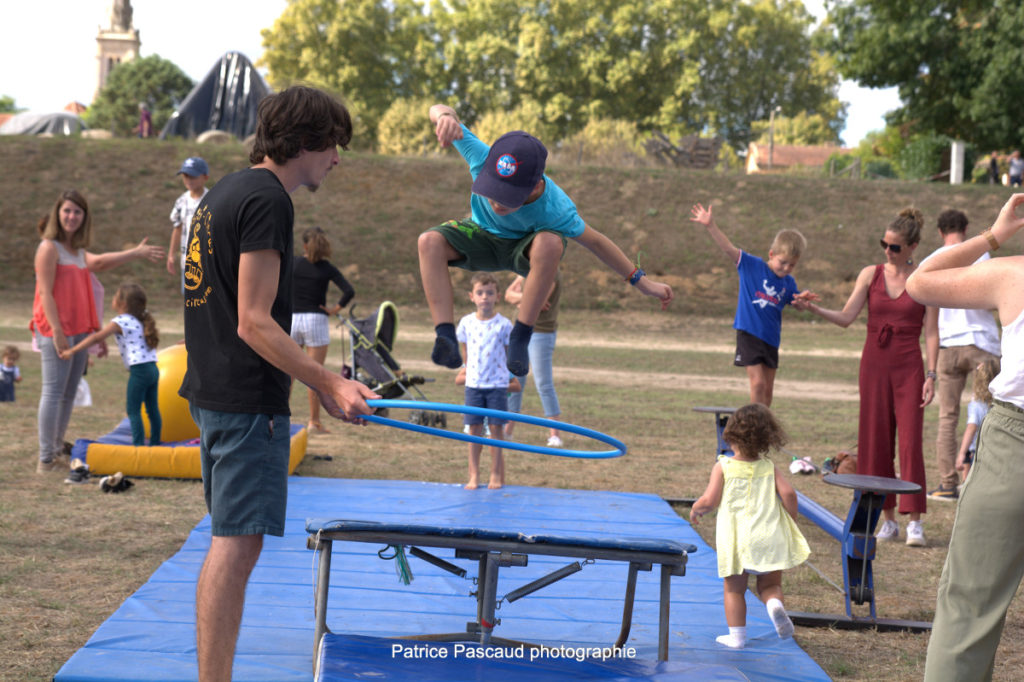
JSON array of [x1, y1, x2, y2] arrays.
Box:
[[32, 189, 164, 472]]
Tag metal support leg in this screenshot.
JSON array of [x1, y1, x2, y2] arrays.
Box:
[[658, 564, 672, 661], [311, 537, 333, 677]]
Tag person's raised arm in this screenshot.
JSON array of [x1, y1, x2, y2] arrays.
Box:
[[573, 224, 673, 309], [802, 264, 873, 328], [907, 193, 1024, 322], [86, 238, 165, 272], [429, 104, 463, 148], [689, 203, 741, 266], [238, 249, 376, 422]]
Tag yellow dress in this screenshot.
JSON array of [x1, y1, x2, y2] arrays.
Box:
[[715, 456, 810, 578]]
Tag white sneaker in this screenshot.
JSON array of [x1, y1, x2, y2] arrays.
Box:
[[906, 520, 926, 547], [546, 435, 563, 448], [876, 519, 899, 541]]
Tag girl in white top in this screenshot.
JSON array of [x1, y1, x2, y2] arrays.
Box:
[[63, 282, 162, 447], [906, 193, 1024, 680]]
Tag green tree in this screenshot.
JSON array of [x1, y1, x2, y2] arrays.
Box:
[[261, 0, 844, 152], [0, 95, 22, 113], [829, 1, 1024, 150], [85, 55, 193, 136], [376, 98, 438, 155], [260, 0, 437, 140]]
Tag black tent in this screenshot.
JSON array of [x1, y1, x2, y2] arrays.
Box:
[[160, 52, 272, 140]]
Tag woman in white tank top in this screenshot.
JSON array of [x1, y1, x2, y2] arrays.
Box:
[[907, 193, 1024, 681]]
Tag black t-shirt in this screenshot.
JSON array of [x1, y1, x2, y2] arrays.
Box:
[[291, 256, 355, 314], [179, 168, 295, 414]]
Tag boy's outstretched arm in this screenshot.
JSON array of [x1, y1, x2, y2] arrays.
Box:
[[429, 104, 463, 148], [573, 224, 673, 309], [690, 203, 741, 266]]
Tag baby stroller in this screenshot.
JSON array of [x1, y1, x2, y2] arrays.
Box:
[[340, 301, 447, 428]]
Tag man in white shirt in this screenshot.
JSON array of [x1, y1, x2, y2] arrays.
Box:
[[924, 209, 1001, 501]]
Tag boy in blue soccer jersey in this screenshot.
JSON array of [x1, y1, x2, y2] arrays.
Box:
[[690, 203, 818, 407], [419, 104, 673, 377]]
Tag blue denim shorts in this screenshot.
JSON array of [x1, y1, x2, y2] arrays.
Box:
[[463, 387, 508, 426], [189, 405, 290, 537]]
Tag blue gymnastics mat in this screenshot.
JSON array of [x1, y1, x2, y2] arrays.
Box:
[[55, 477, 830, 681]]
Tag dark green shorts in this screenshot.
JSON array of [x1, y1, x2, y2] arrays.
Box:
[[429, 219, 566, 276], [190, 405, 290, 537]]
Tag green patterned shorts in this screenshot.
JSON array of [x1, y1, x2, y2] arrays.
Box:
[[428, 219, 566, 276]]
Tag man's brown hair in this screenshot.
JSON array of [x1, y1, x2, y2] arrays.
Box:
[[249, 86, 352, 165]]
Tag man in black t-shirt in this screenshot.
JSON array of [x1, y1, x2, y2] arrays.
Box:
[[179, 85, 377, 682]]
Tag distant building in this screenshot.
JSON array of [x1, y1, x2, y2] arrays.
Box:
[[95, 0, 140, 100], [746, 142, 847, 174]]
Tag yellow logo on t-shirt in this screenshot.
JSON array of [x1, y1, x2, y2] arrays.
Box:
[[184, 206, 212, 306]]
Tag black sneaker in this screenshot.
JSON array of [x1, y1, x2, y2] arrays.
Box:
[[64, 458, 90, 485], [99, 472, 134, 493], [927, 485, 959, 501]]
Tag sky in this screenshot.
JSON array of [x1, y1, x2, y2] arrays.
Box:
[[2, 0, 899, 148]]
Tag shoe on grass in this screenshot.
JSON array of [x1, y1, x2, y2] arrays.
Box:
[[36, 458, 60, 474], [927, 485, 959, 502], [906, 520, 927, 547], [546, 435, 563, 448], [876, 519, 899, 541], [64, 459, 90, 485]]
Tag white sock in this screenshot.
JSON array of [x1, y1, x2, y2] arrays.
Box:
[[767, 598, 794, 638], [715, 626, 747, 648]]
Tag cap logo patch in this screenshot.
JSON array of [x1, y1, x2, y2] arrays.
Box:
[[495, 153, 518, 178]]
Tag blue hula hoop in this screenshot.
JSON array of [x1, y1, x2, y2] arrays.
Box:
[[364, 399, 626, 459]]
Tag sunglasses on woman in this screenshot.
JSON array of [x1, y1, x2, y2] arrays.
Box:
[[879, 240, 903, 254]]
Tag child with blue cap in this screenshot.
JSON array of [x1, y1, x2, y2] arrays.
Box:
[[167, 156, 209, 293]]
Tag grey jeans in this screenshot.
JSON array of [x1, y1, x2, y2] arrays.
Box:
[[36, 332, 88, 462]]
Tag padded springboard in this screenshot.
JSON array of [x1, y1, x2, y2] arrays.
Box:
[[55, 478, 830, 681]]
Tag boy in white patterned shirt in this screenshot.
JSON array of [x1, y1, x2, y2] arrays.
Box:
[[457, 272, 512, 489], [166, 156, 209, 293]]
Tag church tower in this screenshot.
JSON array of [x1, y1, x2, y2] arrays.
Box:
[[95, 0, 140, 99]]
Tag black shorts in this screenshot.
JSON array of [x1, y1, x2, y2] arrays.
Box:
[[733, 329, 779, 369]]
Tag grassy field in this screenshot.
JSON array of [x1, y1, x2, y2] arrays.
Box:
[[2, 135, 1024, 680]]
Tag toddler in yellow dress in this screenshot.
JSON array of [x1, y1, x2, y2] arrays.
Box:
[[691, 403, 811, 649]]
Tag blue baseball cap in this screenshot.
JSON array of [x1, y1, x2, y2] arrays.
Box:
[[177, 156, 209, 177], [471, 131, 547, 209]]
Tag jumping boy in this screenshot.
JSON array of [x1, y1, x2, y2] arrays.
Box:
[[420, 104, 673, 377], [690, 203, 816, 406], [457, 272, 513, 489], [167, 156, 209, 294]]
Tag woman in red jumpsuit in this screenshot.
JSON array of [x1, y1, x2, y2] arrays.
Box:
[[796, 208, 938, 547]]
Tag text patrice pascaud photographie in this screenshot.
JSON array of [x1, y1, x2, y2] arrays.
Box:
[[390, 643, 638, 661]]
